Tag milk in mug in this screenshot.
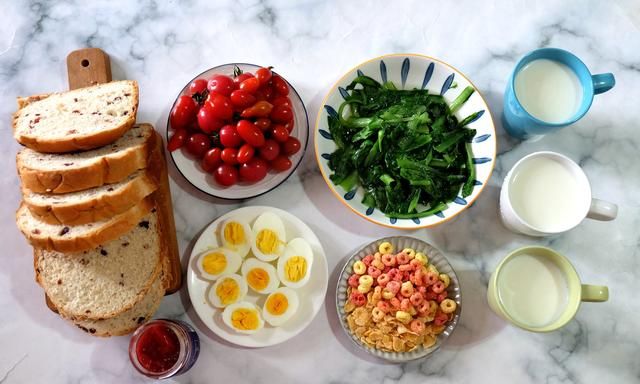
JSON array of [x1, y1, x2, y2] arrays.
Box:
[[514, 59, 582, 123]]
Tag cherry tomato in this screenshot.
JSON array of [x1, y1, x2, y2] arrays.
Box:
[[197, 103, 224, 133], [241, 101, 273, 118], [206, 94, 233, 121], [189, 79, 208, 95], [282, 137, 301, 156], [271, 96, 292, 108], [207, 75, 234, 96], [170, 95, 198, 129], [239, 77, 260, 94], [254, 117, 271, 131], [167, 128, 188, 151], [201, 148, 222, 172], [284, 119, 294, 133], [240, 158, 268, 183], [219, 125, 243, 148], [214, 164, 239, 186], [257, 85, 274, 101], [236, 120, 265, 147], [272, 75, 289, 96], [271, 155, 292, 172], [271, 124, 290, 142], [270, 105, 293, 123], [237, 144, 255, 164], [255, 67, 273, 85], [221, 148, 239, 165], [258, 139, 280, 161], [233, 72, 253, 86], [230, 89, 256, 108], [186, 133, 211, 158]]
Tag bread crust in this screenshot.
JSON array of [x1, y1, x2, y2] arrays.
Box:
[[16, 123, 156, 194], [23, 171, 159, 226], [17, 196, 155, 253], [12, 81, 139, 153]]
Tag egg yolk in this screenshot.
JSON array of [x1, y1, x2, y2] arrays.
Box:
[[231, 308, 260, 330], [284, 256, 307, 282], [266, 293, 289, 316], [247, 268, 270, 291], [224, 222, 245, 246], [202, 252, 227, 275], [216, 278, 240, 305], [256, 229, 281, 254]]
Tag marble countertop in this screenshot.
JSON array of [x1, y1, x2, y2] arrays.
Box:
[[1, 0, 639, 383]]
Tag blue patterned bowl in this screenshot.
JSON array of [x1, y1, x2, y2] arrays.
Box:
[[314, 54, 496, 229]]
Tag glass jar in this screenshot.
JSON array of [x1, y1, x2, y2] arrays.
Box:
[[129, 319, 200, 379]]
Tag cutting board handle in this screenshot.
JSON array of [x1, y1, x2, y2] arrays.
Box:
[[66, 48, 112, 89]]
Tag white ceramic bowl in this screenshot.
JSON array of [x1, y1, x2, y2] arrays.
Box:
[[314, 54, 496, 229], [336, 236, 461, 362], [167, 63, 309, 200], [187, 206, 328, 347]]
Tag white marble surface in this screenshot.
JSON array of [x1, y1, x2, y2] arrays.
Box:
[[1, 0, 639, 383]]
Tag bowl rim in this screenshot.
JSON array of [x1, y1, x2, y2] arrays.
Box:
[[166, 62, 310, 201], [335, 235, 462, 362], [313, 53, 497, 229]]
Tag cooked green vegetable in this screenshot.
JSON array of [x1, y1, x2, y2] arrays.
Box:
[[327, 76, 480, 219]]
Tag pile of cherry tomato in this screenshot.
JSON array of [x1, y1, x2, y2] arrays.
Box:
[[167, 66, 301, 186]]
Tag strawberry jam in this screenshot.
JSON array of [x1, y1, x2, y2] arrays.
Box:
[[136, 324, 180, 373]]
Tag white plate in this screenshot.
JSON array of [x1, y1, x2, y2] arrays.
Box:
[[187, 206, 328, 347]]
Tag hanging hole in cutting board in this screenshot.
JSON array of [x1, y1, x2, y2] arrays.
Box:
[[81, 59, 89, 67]]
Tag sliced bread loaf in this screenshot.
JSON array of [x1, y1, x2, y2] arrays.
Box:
[[17, 196, 154, 253], [35, 210, 163, 320], [16, 123, 155, 194], [13, 80, 139, 153], [23, 169, 158, 226], [69, 277, 164, 337]]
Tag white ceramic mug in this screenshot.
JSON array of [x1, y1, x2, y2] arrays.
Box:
[[499, 151, 617, 236]]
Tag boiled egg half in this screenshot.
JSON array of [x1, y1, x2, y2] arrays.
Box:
[[208, 274, 248, 308], [262, 287, 300, 326], [277, 238, 313, 288], [196, 247, 242, 281], [222, 302, 264, 334], [219, 218, 252, 258], [241, 258, 280, 294], [251, 212, 286, 262]]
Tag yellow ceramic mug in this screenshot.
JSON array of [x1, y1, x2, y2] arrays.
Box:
[[487, 246, 608, 332]]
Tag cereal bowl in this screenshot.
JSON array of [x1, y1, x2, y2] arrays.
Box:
[[336, 236, 461, 362]]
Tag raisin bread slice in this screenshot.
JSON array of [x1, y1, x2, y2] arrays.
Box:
[[16, 123, 155, 194], [69, 276, 164, 337], [17, 196, 154, 253], [23, 169, 158, 226], [35, 210, 163, 320], [13, 80, 138, 153]]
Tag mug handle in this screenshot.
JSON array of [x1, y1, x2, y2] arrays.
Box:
[[586, 198, 618, 221], [581, 284, 609, 302], [592, 73, 615, 95]]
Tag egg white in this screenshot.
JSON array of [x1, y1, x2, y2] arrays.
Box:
[[251, 212, 286, 262], [196, 247, 242, 281], [208, 273, 248, 308], [277, 237, 314, 289], [219, 218, 252, 258], [241, 258, 280, 294], [222, 302, 264, 334], [262, 287, 300, 326]]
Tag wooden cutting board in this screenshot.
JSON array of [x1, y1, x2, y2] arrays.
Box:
[[44, 48, 182, 313]]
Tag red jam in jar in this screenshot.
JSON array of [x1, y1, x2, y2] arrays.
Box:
[[129, 319, 199, 379]]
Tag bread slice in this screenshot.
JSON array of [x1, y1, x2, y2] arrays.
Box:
[[17, 196, 154, 253], [35, 210, 163, 320], [69, 277, 164, 337], [13, 80, 139, 153], [16, 123, 155, 194], [23, 169, 158, 226]]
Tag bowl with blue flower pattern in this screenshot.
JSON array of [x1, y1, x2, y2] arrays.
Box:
[[314, 54, 496, 229]]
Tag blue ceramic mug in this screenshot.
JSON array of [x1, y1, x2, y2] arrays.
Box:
[[502, 48, 615, 139]]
